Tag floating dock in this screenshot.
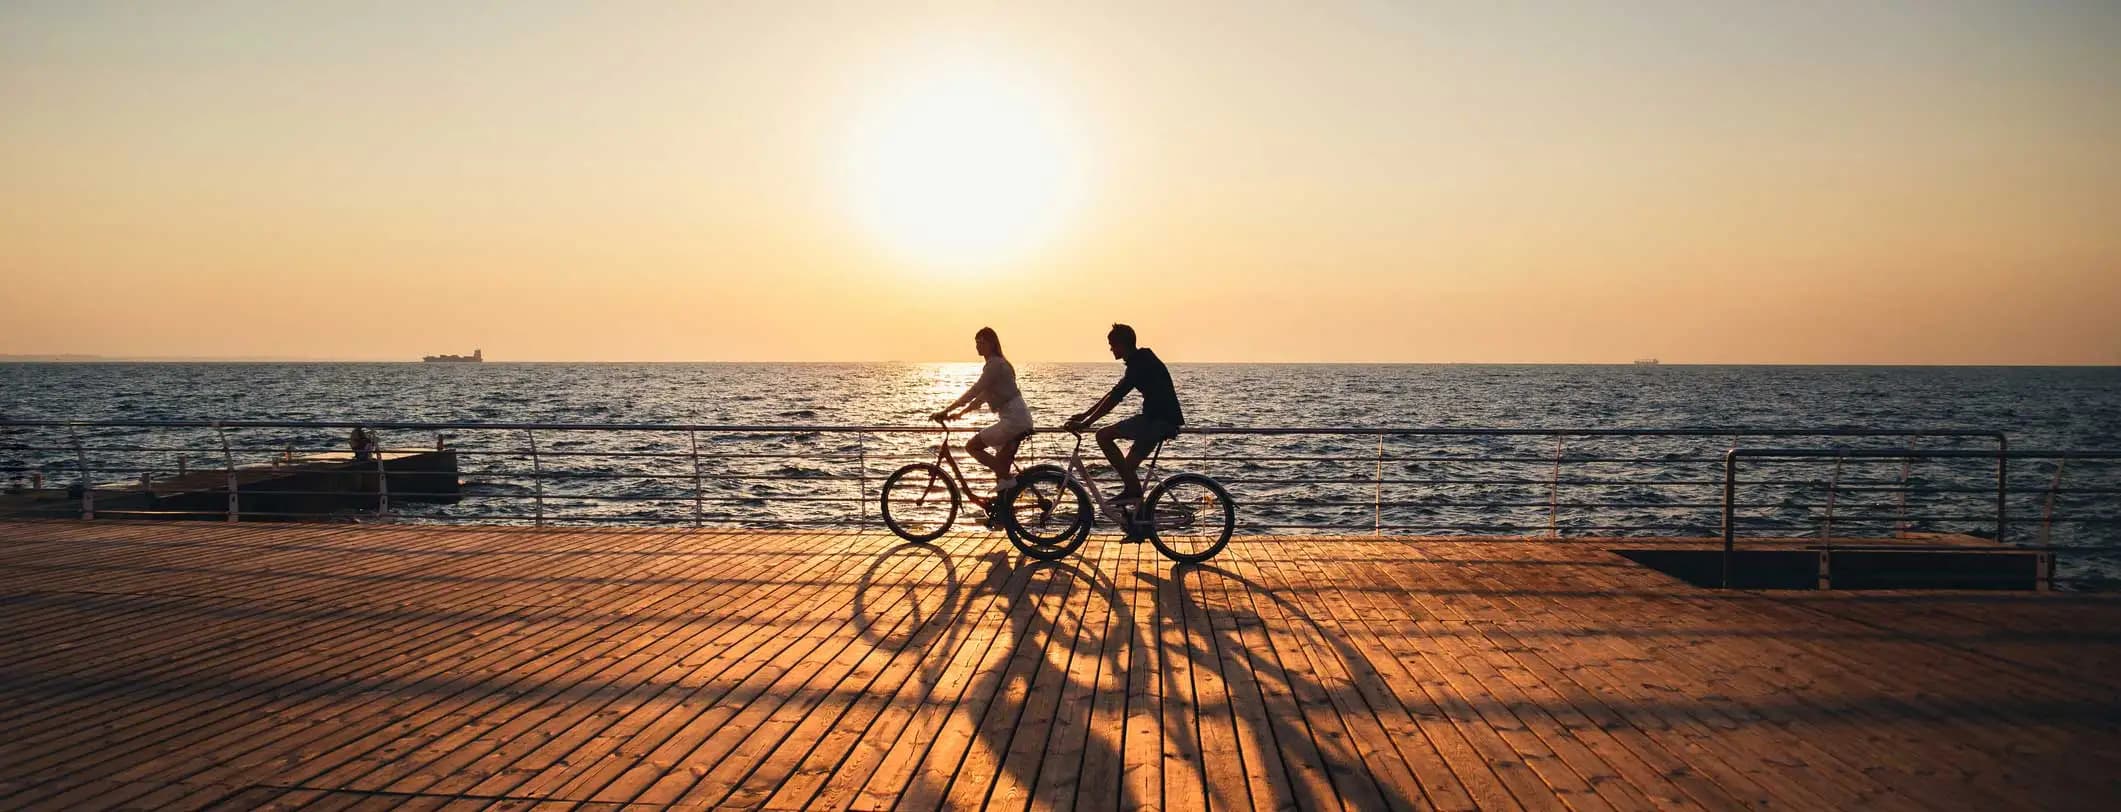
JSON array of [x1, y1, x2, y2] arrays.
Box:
[[0, 451, 458, 521], [1, 520, 2117, 810]]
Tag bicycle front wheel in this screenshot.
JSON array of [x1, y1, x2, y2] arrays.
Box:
[[1002, 465, 1091, 560], [1145, 473, 1235, 563], [880, 463, 958, 542]]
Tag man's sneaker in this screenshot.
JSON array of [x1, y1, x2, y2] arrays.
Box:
[[996, 477, 1018, 490]]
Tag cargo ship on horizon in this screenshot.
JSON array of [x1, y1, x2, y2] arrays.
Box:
[[422, 349, 483, 363]]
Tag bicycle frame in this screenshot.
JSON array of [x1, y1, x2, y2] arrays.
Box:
[[922, 420, 1025, 510], [1050, 430, 1166, 525]]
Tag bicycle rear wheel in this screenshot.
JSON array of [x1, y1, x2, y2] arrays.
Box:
[[1002, 465, 1091, 560], [1144, 473, 1234, 562], [880, 463, 958, 542]]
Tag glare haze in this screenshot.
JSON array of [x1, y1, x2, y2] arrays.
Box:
[[4, 2, 2118, 363]]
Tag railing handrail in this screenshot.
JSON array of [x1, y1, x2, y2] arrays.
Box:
[[1723, 445, 2031, 589]]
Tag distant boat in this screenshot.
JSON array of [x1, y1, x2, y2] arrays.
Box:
[[422, 349, 483, 363], [1633, 358, 1660, 366]]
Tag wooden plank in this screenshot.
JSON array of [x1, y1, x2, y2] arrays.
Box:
[[1065, 537, 1147, 811], [987, 538, 1120, 811], [2, 528, 645, 808], [1423, 545, 1897, 809], [130, 529, 738, 809], [548, 533, 922, 805], [1118, 539, 1167, 812], [1152, 549, 1211, 812], [1287, 551, 1528, 811], [1253, 542, 1519, 810], [827, 544, 1047, 810], [883, 540, 1087, 810], [669, 532, 970, 808], [1186, 545, 1298, 811], [1537, 549, 2110, 805], [934, 547, 1101, 810], [767, 539, 1035, 810], [1026, 533, 1127, 812], [1372, 544, 1778, 809], [384, 531, 882, 802], [1172, 557, 1260, 812], [1213, 541, 1362, 810], [473, 533, 875, 802]]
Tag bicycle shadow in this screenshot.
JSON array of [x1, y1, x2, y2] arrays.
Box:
[[845, 537, 1423, 810], [1144, 558, 1428, 811], [839, 534, 1129, 807]]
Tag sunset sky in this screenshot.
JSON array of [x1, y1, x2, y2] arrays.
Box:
[[3, 1, 2117, 364]]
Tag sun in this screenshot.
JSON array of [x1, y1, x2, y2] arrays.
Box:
[[848, 60, 1084, 272]]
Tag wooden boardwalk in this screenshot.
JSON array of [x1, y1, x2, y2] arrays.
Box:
[[2, 520, 2119, 810]]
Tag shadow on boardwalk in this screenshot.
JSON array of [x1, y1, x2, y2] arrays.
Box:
[[3, 522, 2121, 810], [852, 540, 1428, 810]]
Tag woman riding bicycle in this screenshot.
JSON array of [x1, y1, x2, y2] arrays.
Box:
[[931, 327, 1033, 495]]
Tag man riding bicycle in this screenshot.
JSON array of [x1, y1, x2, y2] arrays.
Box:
[[1064, 323, 1184, 509]]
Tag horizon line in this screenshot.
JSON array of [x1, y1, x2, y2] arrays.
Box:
[[4, 356, 2119, 368]]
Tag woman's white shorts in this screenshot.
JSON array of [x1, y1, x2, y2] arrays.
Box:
[[973, 396, 1034, 451]]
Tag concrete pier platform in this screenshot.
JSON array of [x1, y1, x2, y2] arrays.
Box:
[[2, 520, 2118, 810]]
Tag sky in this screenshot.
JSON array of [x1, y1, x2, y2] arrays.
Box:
[[3, 1, 2118, 364]]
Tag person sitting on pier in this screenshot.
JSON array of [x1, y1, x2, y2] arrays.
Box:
[[932, 327, 1033, 493], [349, 427, 376, 463], [1065, 323, 1184, 508]]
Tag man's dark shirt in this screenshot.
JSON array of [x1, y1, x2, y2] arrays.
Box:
[[1106, 347, 1184, 425]]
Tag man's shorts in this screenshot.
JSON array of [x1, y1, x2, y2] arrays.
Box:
[[1108, 414, 1180, 444]]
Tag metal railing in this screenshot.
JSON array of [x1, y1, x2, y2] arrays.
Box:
[[1720, 448, 2121, 589], [4, 419, 2117, 586]]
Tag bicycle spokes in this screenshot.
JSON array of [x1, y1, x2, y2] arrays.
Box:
[[1003, 468, 1090, 560], [1144, 474, 1233, 562]]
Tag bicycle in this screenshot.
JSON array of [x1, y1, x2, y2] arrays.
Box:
[[1000, 428, 1235, 563], [878, 418, 1037, 542]]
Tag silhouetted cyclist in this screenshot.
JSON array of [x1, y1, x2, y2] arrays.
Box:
[[1064, 323, 1184, 508]]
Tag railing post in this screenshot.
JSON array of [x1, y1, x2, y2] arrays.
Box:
[[1373, 431, 1384, 538], [857, 433, 869, 528], [1893, 439, 1918, 536], [2038, 457, 2065, 591], [1547, 437, 1566, 538], [370, 427, 389, 518], [1822, 452, 1845, 545], [689, 430, 705, 529], [218, 423, 239, 522], [68, 425, 92, 520], [1995, 434, 2009, 544], [1722, 449, 1738, 589], [526, 429, 545, 527]]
